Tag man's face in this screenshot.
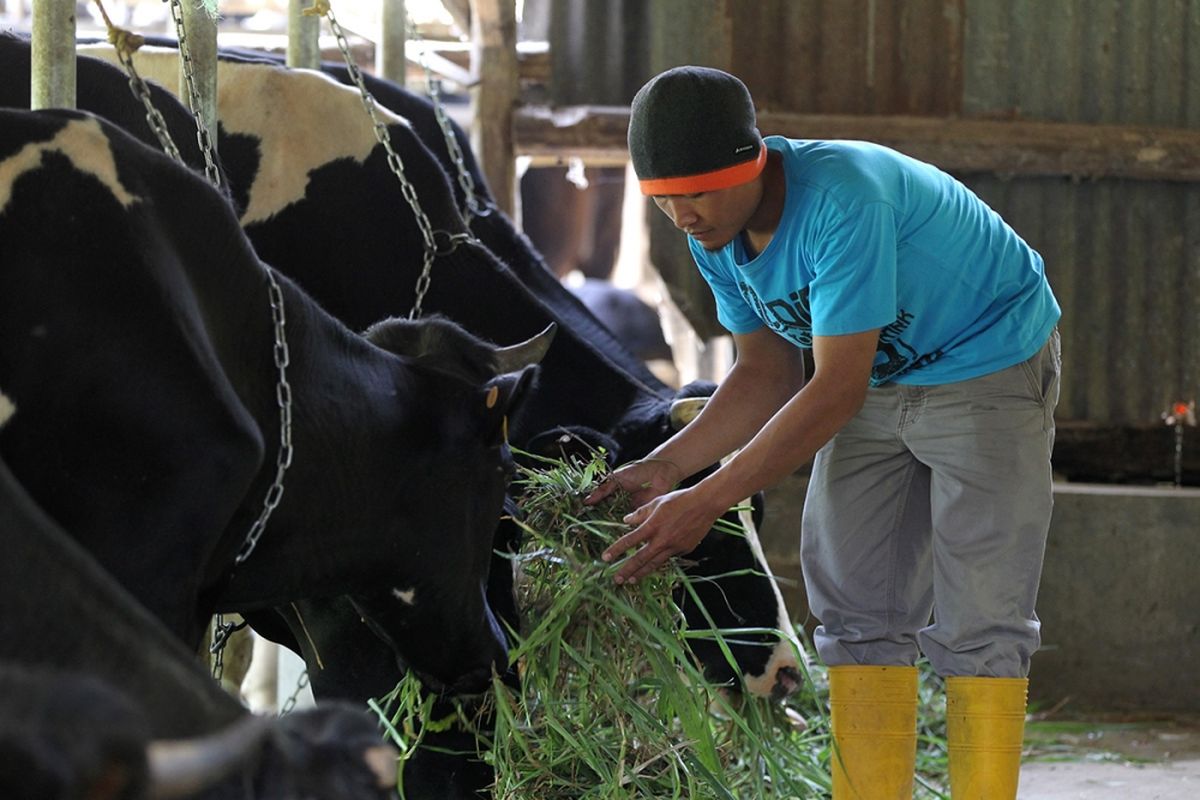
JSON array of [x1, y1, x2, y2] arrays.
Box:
[[652, 178, 762, 251]]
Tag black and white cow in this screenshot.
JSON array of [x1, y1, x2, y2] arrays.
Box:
[[59, 40, 801, 696], [0, 107, 551, 696], [0, 451, 395, 800], [4, 40, 803, 797]]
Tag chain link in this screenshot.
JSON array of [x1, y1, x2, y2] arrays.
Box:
[[416, 44, 489, 225], [236, 272, 294, 562], [279, 670, 310, 715], [167, 0, 223, 189], [209, 613, 249, 681], [315, 2, 475, 317], [103, 1, 294, 565], [119, 49, 187, 163], [166, 0, 291, 563]]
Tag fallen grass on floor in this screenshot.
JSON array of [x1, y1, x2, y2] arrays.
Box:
[[373, 449, 952, 798]]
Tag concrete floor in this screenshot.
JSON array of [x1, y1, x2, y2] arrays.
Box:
[[1019, 715, 1200, 799], [1020, 759, 1200, 799]]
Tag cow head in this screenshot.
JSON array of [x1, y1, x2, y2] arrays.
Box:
[[598, 383, 806, 700], [0, 663, 394, 800], [339, 317, 554, 694]]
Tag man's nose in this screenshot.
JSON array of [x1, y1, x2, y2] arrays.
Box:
[[662, 199, 698, 230]]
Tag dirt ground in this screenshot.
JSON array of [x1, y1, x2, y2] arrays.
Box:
[[1019, 714, 1200, 799]]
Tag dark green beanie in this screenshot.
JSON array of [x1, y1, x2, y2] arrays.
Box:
[[628, 66, 765, 196]]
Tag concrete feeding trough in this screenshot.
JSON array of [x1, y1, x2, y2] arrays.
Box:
[[1031, 482, 1200, 712]]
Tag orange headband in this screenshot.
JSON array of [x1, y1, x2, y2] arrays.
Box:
[[638, 143, 767, 196]]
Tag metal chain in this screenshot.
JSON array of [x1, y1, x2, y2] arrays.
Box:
[[415, 39, 489, 225], [102, 2, 294, 564], [209, 613, 250, 681], [167, 0, 223, 189], [165, 0, 292, 563], [312, 1, 473, 317], [236, 274, 294, 563], [279, 670, 310, 715]]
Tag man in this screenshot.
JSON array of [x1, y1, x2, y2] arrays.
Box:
[[586, 66, 1061, 799]]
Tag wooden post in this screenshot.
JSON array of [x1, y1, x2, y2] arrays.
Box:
[[288, 0, 321, 69], [469, 0, 518, 216], [179, 1, 219, 145], [377, 0, 408, 86], [31, 0, 75, 110]]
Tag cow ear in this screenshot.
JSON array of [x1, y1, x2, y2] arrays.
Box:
[[481, 365, 537, 444]]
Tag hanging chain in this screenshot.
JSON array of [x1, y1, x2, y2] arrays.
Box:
[[413, 31, 489, 226], [209, 613, 250, 681], [94, 1, 184, 161], [279, 670, 310, 715], [306, 0, 472, 318], [165, 0, 292, 564], [96, 0, 294, 565], [235, 274, 294, 563], [167, 0, 223, 189]]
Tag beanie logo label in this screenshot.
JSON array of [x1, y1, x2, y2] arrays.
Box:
[[735, 144, 756, 154]]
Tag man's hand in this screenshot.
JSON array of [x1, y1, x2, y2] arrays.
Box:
[[584, 457, 682, 509], [598, 486, 726, 584]]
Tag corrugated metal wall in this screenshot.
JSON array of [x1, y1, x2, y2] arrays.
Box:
[[545, 0, 1200, 425], [731, 0, 964, 116], [960, 0, 1200, 424]]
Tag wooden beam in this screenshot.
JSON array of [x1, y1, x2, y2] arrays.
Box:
[[404, 40, 548, 87], [469, 0, 518, 215], [514, 107, 1200, 182]]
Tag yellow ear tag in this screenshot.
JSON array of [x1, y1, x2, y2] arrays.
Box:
[[486, 385, 499, 409]]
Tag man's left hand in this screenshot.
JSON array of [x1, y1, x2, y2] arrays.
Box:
[[600, 486, 726, 584]]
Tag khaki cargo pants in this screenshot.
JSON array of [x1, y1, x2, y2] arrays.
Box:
[[801, 331, 1061, 678]]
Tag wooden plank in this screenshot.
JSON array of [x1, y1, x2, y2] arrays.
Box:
[[469, 0, 518, 215], [407, 40, 549, 86], [514, 106, 1200, 182]]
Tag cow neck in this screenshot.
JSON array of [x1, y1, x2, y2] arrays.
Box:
[[232, 266, 294, 565], [127, 4, 300, 568], [308, 0, 477, 318], [100, 6, 298, 567]]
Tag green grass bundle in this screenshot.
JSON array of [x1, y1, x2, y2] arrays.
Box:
[[373, 450, 952, 798], [491, 450, 829, 798]]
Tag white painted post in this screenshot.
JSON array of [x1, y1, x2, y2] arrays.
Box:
[[377, 0, 408, 86], [31, 0, 75, 109], [288, 0, 321, 69], [179, 1, 219, 146]]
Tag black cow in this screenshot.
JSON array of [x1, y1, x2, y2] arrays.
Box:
[[62, 40, 799, 690], [0, 107, 549, 696], [0, 451, 395, 800], [12, 40, 803, 797]]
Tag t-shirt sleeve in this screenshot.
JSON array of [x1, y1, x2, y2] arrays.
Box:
[[809, 200, 899, 336], [690, 240, 765, 334]]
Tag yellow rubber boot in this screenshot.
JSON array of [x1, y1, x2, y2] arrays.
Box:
[[946, 676, 1028, 799], [828, 665, 918, 799]]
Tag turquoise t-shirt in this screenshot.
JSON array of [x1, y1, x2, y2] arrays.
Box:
[[691, 136, 1061, 386]]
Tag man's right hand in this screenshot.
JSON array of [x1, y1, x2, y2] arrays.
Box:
[[583, 457, 683, 509]]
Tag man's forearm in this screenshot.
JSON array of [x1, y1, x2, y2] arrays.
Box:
[[648, 358, 801, 481]]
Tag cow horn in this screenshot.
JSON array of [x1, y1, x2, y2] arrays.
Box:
[[493, 322, 557, 373], [146, 714, 274, 799], [669, 397, 708, 430]]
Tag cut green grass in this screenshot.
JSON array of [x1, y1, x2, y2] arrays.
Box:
[[373, 450, 953, 798]]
